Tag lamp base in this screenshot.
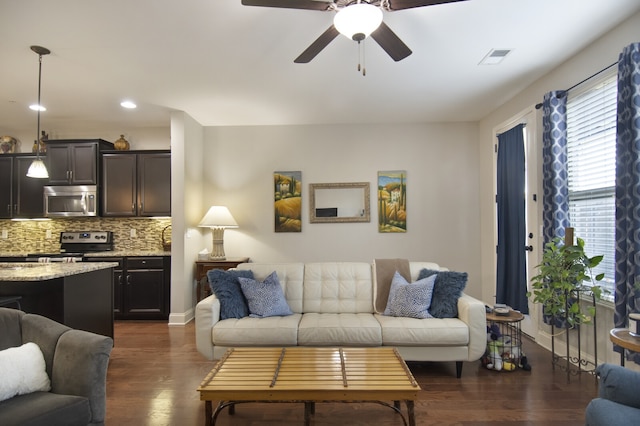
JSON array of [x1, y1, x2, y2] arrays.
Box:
[[210, 227, 227, 260]]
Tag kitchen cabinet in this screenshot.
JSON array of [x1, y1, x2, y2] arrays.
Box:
[[45, 139, 113, 185], [0, 155, 47, 219], [101, 151, 171, 217], [84, 256, 170, 320]]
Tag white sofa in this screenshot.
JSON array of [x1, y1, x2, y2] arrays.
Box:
[[195, 262, 487, 377]]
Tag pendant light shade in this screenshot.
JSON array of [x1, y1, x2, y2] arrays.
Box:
[[333, 3, 383, 41], [27, 45, 50, 179]]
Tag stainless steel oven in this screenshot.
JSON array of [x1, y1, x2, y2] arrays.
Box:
[[44, 185, 97, 217]]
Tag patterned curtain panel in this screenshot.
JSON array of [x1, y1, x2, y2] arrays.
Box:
[[542, 91, 570, 244], [614, 42, 640, 366]]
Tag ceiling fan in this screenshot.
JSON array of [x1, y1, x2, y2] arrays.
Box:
[[241, 0, 467, 64]]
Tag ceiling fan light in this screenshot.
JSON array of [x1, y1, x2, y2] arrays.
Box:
[[334, 3, 383, 41]]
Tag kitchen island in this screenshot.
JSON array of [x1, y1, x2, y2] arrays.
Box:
[[0, 262, 117, 338]]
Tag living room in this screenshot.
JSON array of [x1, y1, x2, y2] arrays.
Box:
[[1, 1, 640, 423]]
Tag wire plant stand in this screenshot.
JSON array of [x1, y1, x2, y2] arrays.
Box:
[[549, 289, 598, 383]]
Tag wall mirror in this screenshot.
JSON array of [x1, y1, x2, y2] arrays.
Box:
[[309, 182, 370, 223]]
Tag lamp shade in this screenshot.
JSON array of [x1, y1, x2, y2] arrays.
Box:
[[26, 158, 49, 178], [333, 3, 383, 41], [198, 206, 238, 228]]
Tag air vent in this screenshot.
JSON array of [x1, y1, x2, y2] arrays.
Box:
[[479, 48, 512, 65]]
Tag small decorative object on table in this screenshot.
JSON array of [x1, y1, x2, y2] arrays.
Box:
[[32, 130, 47, 153]]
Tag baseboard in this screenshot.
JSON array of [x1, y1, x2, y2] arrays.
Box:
[[168, 307, 194, 326]]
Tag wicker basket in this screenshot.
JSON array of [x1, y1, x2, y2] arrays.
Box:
[[162, 225, 171, 251]]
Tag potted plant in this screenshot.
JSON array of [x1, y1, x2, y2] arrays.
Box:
[[528, 237, 606, 328]]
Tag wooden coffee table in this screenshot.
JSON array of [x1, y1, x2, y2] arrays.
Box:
[[197, 347, 420, 426]]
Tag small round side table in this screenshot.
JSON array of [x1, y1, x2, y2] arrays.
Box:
[[609, 328, 640, 366]]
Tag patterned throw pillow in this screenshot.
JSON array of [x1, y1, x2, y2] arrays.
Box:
[[418, 269, 468, 318], [383, 271, 437, 319], [207, 269, 253, 320], [238, 271, 293, 318]]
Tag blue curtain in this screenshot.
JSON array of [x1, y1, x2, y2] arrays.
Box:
[[614, 42, 640, 364], [542, 91, 570, 244], [496, 124, 528, 313]]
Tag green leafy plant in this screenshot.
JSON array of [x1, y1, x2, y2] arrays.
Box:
[[527, 237, 605, 327]]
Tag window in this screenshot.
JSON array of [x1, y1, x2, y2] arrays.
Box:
[[566, 74, 617, 298]]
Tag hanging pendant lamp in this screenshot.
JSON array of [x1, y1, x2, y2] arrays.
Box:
[[26, 45, 50, 179]]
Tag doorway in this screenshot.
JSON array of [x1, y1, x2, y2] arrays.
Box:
[[494, 108, 541, 340]]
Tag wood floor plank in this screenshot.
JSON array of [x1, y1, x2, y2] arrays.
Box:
[[105, 321, 598, 425]]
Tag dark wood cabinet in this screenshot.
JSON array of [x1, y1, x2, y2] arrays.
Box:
[[102, 151, 171, 217], [85, 256, 170, 320], [45, 139, 113, 185], [0, 155, 46, 219]]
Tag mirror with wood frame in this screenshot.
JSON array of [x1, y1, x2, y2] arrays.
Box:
[[309, 182, 370, 223]]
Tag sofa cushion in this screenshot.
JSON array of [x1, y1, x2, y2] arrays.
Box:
[[0, 391, 91, 426], [376, 314, 470, 347], [235, 263, 305, 313], [212, 314, 302, 346], [383, 272, 436, 319], [0, 342, 51, 402], [418, 269, 468, 318], [298, 313, 382, 346], [239, 272, 294, 318], [303, 263, 373, 314], [207, 269, 253, 320]]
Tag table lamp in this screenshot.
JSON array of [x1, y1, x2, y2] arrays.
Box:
[[198, 206, 238, 260]]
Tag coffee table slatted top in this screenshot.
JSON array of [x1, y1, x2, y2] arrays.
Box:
[[198, 347, 420, 401]]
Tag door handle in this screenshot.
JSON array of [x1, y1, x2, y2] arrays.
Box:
[[525, 245, 533, 252]]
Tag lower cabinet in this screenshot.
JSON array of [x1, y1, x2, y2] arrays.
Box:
[[85, 256, 170, 320]]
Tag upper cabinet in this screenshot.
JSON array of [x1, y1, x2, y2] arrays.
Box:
[[102, 151, 171, 217], [46, 139, 114, 185], [0, 155, 47, 219]]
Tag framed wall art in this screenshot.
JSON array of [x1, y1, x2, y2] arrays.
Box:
[[378, 170, 407, 233], [274, 171, 302, 232]]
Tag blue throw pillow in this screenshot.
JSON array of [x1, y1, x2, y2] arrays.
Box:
[[207, 269, 254, 320], [238, 271, 293, 318], [418, 268, 468, 318], [383, 271, 436, 319]]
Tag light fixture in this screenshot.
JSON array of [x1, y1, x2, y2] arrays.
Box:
[[26, 45, 50, 179], [198, 206, 238, 260], [120, 100, 137, 109], [333, 2, 383, 42]]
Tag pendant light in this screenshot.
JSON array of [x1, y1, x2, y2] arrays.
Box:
[[26, 45, 50, 179]]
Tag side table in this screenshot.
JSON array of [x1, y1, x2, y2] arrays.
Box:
[[486, 309, 525, 370], [196, 257, 250, 302], [609, 328, 640, 366]]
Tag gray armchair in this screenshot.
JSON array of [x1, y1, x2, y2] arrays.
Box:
[[585, 363, 640, 425], [0, 308, 113, 426]]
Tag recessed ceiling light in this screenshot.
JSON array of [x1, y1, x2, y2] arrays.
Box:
[[120, 100, 137, 109], [29, 104, 46, 111], [479, 49, 512, 65]]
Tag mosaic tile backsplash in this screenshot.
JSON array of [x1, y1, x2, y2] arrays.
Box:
[[0, 217, 171, 254]]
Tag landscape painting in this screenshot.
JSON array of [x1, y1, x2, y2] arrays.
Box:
[[378, 170, 407, 233], [274, 171, 302, 233]]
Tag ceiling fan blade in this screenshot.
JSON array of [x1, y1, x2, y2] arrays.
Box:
[[387, 0, 467, 11], [241, 0, 332, 11], [370, 22, 412, 62], [294, 25, 340, 63]]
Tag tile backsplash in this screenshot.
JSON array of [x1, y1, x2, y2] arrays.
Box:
[[0, 217, 171, 254]]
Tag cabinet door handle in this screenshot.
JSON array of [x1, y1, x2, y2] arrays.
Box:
[[126, 274, 131, 285], [132, 203, 136, 213], [69, 170, 73, 181], [118, 274, 122, 285], [6, 204, 10, 214]]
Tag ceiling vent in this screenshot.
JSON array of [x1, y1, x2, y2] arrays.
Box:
[[479, 49, 512, 65]]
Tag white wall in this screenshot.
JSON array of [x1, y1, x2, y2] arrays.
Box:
[[199, 122, 482, 299], [478, 11, 640, 368]]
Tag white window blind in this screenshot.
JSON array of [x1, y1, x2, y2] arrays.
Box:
[[566, 74, 617, 296]]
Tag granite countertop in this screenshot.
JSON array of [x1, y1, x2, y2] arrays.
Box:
[[0, 251, 171, 258], [0, 262, 119, 281]]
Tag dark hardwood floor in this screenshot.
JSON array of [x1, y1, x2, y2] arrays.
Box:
[[106, 321, 598, 425]]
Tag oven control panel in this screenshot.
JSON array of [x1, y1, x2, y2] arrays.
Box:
[[60, 231, 113, 243]]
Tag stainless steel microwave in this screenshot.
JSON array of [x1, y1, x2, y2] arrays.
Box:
[[44, 185, 98, 217]]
